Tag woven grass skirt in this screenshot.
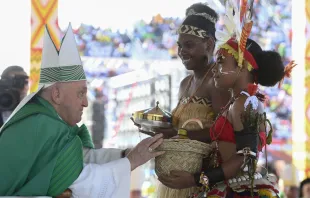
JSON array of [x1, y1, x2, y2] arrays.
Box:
[[155, 139, 212, 198]]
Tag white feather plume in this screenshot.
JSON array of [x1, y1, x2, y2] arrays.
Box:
[[215, 0, 251, 52], [215, 0, 240, 51]]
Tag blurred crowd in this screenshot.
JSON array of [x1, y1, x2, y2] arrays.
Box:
[[72, 0, 292, 62], [73, 16, 182, 59], [74, 0, 293, 143]]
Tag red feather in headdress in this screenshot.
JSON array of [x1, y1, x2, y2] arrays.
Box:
[[238, 21, 253, 66], [278, 61, 297, 88], [240, 0, 248, 22], [238, 0, 255, 67], [247, 83, 258, 96]]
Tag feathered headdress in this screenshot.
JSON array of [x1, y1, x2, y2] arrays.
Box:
[[215, 0, 256, 70]]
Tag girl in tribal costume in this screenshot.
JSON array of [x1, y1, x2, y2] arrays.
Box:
[[159, 1, 296, 197]]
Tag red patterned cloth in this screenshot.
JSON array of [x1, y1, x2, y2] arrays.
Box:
[[210, 116, 266, 151]]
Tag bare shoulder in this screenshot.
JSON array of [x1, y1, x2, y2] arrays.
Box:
[[229, 95, 248, 131], [178, 75, 192, 97], [230, 95, 247, 113], [180, 75, 192, 88], [229, 94, 265, 131], [231, 94, 264, 114]]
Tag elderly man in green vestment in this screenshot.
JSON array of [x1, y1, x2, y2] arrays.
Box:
[[0, 24, 164, 198]]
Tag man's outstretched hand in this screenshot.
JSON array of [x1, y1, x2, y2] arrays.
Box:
[[127, 133, 165, 171]]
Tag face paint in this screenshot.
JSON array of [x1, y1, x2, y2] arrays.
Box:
[[216, 55, 236, 76], [219, 67, 236, 75]]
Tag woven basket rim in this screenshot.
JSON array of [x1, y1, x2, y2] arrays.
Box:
[[155, 139, 212, 155], [162, 139, 209, 145]]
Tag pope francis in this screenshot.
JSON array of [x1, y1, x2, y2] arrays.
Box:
[[0, 24, 164, 198]]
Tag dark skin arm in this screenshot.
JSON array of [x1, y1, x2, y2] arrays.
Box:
[[152, 127, 211, 142], [187, 129, 211, 143], [131, 118, 211, 142], [158, 96, 260, 189], [219, 96, 264, 178]]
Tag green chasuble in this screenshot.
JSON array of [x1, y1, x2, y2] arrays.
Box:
[[0, 96, 94, 196]]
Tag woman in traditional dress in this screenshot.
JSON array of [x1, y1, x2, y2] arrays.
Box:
[[154, 2, 230, 142], [158, 1, 296, 197], [147, 3, 230, 198]]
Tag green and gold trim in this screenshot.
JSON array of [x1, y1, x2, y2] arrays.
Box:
[[40, 65, 86, 84]]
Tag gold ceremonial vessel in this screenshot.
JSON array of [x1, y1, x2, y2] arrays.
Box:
[[132, 101, 172, 130]]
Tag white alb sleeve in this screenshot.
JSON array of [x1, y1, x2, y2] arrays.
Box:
[[69, 158, 131, 198], [83, 147, 123, 164]]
